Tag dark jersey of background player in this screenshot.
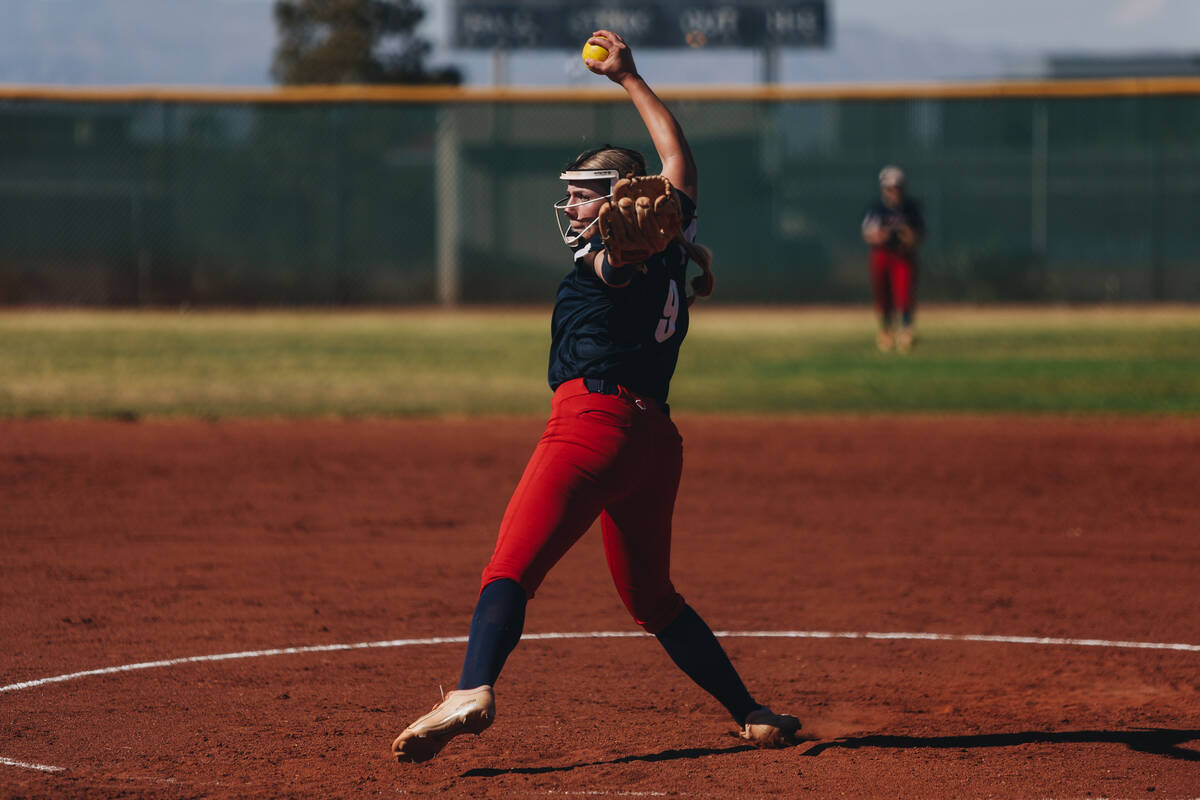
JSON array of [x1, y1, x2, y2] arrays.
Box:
[[861, 196, 925, 253], [548, 191, 698, 408]]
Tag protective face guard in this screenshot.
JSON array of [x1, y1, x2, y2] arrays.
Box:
[[553, 169, 620, 246]]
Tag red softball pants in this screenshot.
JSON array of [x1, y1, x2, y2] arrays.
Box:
[[480, 377, 686, 635], [869, 248, 917, 318]]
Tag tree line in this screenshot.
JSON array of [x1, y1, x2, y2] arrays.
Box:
[[272, 0, 460, 85]]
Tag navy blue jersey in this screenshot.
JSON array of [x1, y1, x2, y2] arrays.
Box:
[[862, 196, 924, 252], [547, 191, 697, 406]]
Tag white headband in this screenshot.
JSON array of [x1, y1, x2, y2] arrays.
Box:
[[559, 169, 620, 182]]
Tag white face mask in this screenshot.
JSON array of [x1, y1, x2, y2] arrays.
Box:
[[553, 169, 619, 246]]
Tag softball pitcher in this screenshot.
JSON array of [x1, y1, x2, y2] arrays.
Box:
[[392, 30, 800, 764]]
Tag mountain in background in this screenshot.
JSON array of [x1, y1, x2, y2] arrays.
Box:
[[0, 0, 277, 85], [0, 0, 1054, 87]]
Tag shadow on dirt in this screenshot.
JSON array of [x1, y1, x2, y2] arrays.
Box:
[[462, 743, 757, 777], [460, 729, 1200, 777], [800, 728, 1200, 761]]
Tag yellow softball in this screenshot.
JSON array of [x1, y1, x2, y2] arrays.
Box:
[[581, 42, 609, 69]]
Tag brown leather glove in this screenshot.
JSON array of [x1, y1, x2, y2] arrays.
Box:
[[597, 175, 683, 267]]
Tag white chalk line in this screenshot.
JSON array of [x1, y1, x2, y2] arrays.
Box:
[[544, 792, 668, 797], [2, 629, 1197, 777], [0, 756, 65, 773], [0, 634, 470, 694], [4, 629, 1199, 696]]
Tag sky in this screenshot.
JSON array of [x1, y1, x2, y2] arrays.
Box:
[[828, 0, 1200, 52], [0, 0, 1198, 86]]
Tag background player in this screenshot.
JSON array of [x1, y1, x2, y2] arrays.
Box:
[[391, 29, 800, 764], [861, 165, 924, 352]]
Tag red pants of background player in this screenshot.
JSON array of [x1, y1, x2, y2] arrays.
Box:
[[869, 248, 917, 320], [480, 377, 686, 635]]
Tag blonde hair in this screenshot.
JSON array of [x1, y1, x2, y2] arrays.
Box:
[[566, 144, 646, 177], [565, 145, 715, 303]]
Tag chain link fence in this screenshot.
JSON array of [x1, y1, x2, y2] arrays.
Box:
[[1, 82, 1197, 306]]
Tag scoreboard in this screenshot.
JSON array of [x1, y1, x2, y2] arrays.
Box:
[[454, 0, 828, 49]]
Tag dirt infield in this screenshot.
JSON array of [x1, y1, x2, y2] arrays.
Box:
[[2, 416, 1198, 799]]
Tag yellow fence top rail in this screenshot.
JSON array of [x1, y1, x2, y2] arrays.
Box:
[[2, 77, 1200, 104]]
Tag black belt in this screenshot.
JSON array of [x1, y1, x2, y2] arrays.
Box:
[[583, 377, 669, 418], [583, 376, 621, 395]]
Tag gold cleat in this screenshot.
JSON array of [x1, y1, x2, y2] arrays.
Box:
[[740, 707, 802, 748], [392, 685, 495, 764]]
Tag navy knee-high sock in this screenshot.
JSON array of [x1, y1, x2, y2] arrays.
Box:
[[655, 604, 760, 725], [457, 578, 527, 690]]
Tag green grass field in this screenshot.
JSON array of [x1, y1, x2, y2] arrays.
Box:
[[1, 306, 1198, 418]]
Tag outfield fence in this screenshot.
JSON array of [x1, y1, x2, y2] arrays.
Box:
[[2, 80, 1198, 306]]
